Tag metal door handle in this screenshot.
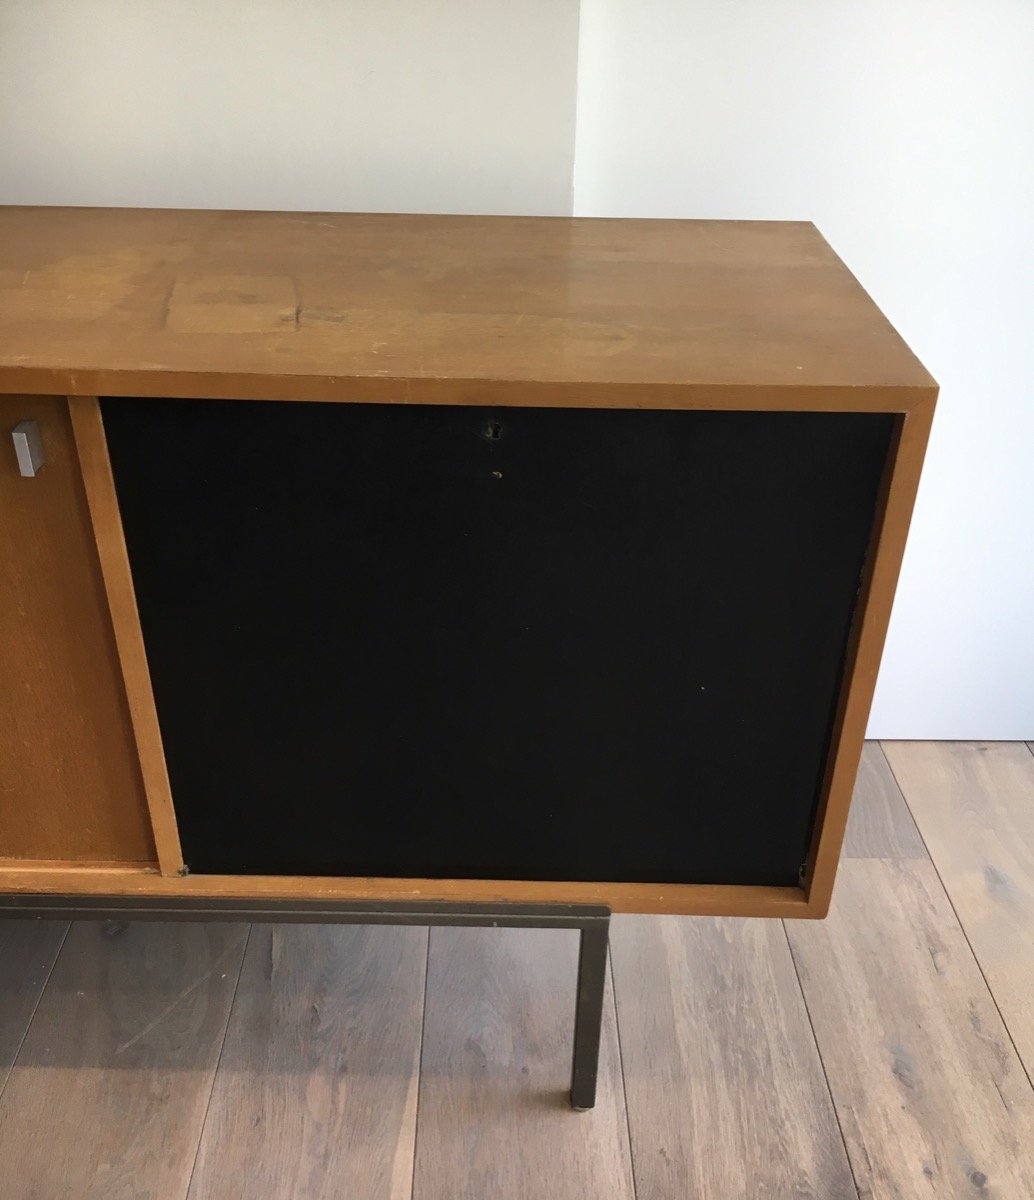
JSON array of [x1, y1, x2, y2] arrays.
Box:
[[11, 420, 44, 477]]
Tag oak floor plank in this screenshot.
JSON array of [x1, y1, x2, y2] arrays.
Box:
[[788, 858, 1034, 1199], [0, 921, 67, 1095], [611, 913, 856, 1200], [413, 927, 633, 1200], [0, 920, 248, 1200], [842, 743, 926, 860], [882, 741, 1034, 1075], [187, 924, 426, 1200]]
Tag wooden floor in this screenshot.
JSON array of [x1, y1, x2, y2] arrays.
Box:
[[0, 742, 1032, 1199]]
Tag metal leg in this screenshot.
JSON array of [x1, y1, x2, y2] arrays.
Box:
[[1, 893, 612, 1113], [570, 918, 609, 1110]]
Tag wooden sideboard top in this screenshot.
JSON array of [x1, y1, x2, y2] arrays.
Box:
[[0, 206, 935, 407]]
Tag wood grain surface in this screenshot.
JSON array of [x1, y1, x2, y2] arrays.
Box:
[[0, 394, 155, 864], [0, 863, 810, 916], [842, 743, 926, 860], [0, 920, 247, 1199], [187, 924, 426, 1200], [0, 208, 934, 404], [788, 857, 1034, 1199], [68, 395, 184, 875], [0, 213, 936, 918], [412, 927, 634, 1200], [0, 920, 66, 1095], [883, 741, 1034, 1077], [801, 396, 935, 914], [0, 744, 1029, 1199], [611, 913, 855, 1199]]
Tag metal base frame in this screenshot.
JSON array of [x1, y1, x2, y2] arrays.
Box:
[[0, 894, 611, 1111]]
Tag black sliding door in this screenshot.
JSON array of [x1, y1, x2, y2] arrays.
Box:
[[101, 397, 892, 886]]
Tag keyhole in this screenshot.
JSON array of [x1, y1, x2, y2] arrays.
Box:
[[484, 421, 502, 441]]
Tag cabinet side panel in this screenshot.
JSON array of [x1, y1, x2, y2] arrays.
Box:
[[0, 395, 155, 863], [803, 395, 936, 913]]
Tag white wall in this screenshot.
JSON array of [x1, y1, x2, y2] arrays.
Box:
[[575, 0, 1034, 739], [2, 1, 1031, 736], [0, 0, 579, 214]]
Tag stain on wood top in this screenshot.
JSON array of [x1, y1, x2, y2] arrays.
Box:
[[0, 207, 935, 406]]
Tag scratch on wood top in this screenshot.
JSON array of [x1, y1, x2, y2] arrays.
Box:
[[165, 274, 298, 334]]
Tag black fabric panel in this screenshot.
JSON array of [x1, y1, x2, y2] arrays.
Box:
[[101, 398, 893, 886]]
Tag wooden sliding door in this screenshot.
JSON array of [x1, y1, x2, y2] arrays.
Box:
[[0, 396, 154, 865]]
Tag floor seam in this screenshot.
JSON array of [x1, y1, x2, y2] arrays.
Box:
[[0, 920, 70, 1105], [408, 925, 433, 1200], [877, 740, 1034, 1094], [182, 922, 253, 1200], [607, 926, 639, 1200], [781, 918, 862, 1200]]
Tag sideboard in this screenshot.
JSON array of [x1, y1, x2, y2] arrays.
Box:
[[0, 206, 935, 918], [0, 207, 935, 1106]]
